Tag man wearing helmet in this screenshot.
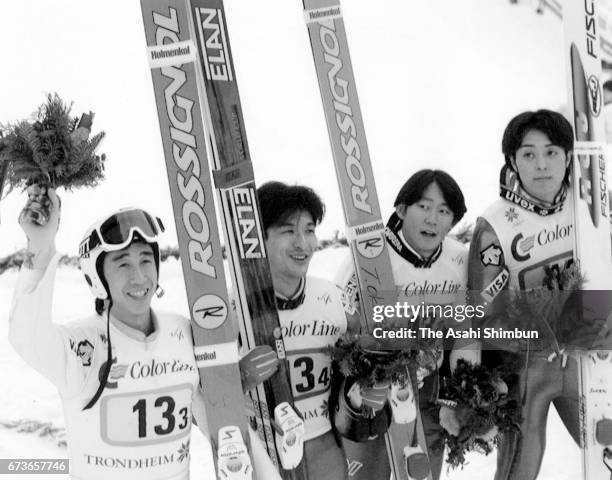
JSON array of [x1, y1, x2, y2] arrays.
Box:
[[9, 189, 280, 480]]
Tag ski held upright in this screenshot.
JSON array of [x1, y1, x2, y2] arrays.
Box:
[[140, 2, 256, 478], [300, 1, 432, 479], [562, 1, 612, 479], [186, 1, 308, 478]]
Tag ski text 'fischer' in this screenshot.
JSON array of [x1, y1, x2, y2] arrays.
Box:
[[584, 0, 597, 59]]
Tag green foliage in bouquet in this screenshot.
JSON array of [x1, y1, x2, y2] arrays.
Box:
[[435, 359, 521, 469], [505, 262, 584, 350], [0, 93, 106, 193], [332, 333, 438, 388]]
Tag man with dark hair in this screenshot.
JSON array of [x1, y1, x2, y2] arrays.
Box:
[[336, 169, 479, 480], [390, 169, 468, 265], [9, 188, 282, 480], [468, 109, 581, 480], [258, 181, 325, 233], [393, 169, 468, 226], [256, 181, 350, 479]]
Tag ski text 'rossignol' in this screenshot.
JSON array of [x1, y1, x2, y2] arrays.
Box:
[[153, 8, 216, 278], [320, 19, 372, 215]]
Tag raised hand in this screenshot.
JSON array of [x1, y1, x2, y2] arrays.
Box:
[[18, 185, 60, 268]]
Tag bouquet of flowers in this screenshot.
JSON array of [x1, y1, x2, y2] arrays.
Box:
[[0, 93, 106, 224], [505, 262, 591, 351], [332, 333, 438, 416], [436, 359, 521, 468]]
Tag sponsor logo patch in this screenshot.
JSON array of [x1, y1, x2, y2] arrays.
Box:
[[193, 294, 228, 329], [505, 207, 519, 224], [109, 362, 129, 382], [318, 293, 332, 305], [356, 234, 385, 259], [481, 268, 509, 303], [588, 75, 602, 117], [76, 340, 94, 367], [511, 233, 535, 261], [97, 358, 127, 390], [480, 244, 503, 267], [510, 223, 572, 261], [171, 327, 185, 342], [452, 253, 465, 265]]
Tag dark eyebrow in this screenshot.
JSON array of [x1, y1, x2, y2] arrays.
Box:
[[110, 252, 130, 262], [518, 143, 555, 149], [278, 221, 297, 228], [109, 249, 154, 263], [420, 195, 449, 208]]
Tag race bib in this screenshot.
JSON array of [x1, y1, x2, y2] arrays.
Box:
[[289, 349, 332, 401], [517, 252, 574, 289], [100, 384, 192, 446]]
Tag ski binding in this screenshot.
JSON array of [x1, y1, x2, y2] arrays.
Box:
[[597, 418, 612, 472], [403, 444, 431, 480], [217, 426, 252, 480], [388, 381, 417, 424], [273, 402, 305, 469]]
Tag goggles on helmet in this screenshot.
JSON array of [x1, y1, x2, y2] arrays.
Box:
[[80, 209, 165, 257]]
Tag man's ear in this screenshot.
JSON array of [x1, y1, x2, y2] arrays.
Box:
[[509, 156, 518, 172], [395, 204, 407, 219]]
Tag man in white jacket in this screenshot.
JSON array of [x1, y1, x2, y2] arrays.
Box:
[[9, 187, 279, 480]]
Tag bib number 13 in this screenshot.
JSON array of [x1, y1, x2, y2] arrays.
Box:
[[132, 396, 188, 438], [101, 384, 193, 446]]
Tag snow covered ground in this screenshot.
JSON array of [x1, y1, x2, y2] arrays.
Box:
[[0, 249, 580, 479]]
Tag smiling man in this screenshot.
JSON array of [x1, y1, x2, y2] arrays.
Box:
[[468, 109, 580, 480], [336, 169, 479, 480], [9, 190, 280, 480], [257, 181, 351, 480]]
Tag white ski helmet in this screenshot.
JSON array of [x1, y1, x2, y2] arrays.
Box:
[[78, 208, 165, 299]]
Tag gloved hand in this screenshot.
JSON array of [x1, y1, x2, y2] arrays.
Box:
[[18, 185, 60, 269], [415, 366, 429, 389], [239, 345, 279, 392], [347, 379, 391, 412], [438, 404, 461, 436]]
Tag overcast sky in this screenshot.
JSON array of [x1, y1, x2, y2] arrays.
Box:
[[0, 0, 569, 256]]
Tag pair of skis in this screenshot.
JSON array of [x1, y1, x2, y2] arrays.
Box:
[[302, 1, 433, 480], [142, 0, 431, 478], [141, 1, 305, 479], [563, 1, 612, 480]]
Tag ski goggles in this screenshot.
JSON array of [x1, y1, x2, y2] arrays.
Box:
[[86, 209, 165, 254]]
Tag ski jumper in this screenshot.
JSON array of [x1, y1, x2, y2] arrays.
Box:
[[336, 213, 471, 480], [468, 167, 580, 480], [388, 222, 469, 480], [9, 255, 200, 480], [276, 275, 348, 479]]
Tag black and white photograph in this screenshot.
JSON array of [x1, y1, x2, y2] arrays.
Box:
[[1, 0, 611, 479]]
